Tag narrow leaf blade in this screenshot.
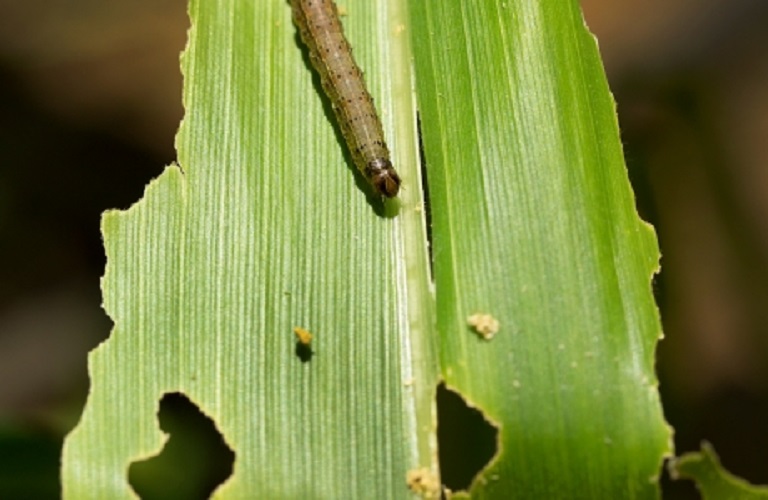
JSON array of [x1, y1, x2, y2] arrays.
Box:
[[409, 1, 672, 497]]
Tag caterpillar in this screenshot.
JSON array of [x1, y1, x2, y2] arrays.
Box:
[[290, 0, 401, 198]]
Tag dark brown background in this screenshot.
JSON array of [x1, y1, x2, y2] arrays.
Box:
[[1, 0, 766, 497]]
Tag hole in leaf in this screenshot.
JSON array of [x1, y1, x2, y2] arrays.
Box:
[[295, 341, 314, 363], [436, 383, 499, 493], [129, 392, 235, 499]]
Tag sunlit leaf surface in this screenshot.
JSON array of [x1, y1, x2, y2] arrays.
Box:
[[62, 0, 670, 498]]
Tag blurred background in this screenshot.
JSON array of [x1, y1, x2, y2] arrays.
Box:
[[0, 0, 766, 497]]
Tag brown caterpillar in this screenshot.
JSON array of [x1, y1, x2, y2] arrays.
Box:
[[291, 0, 401, 198]]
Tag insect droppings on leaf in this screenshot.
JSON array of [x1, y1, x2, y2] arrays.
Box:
[[406, 467, 441, 499], [467, 313, 500, 340], [293, 326, 314, 362]]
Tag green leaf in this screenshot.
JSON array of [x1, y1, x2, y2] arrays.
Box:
[[62, 0, 435, 497], [61, 0, 671, 498], [409, 0, 671, 497], [670, 442, 768, 499]]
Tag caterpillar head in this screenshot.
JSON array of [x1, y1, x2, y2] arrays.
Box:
[[367, 158, 401, 198]]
